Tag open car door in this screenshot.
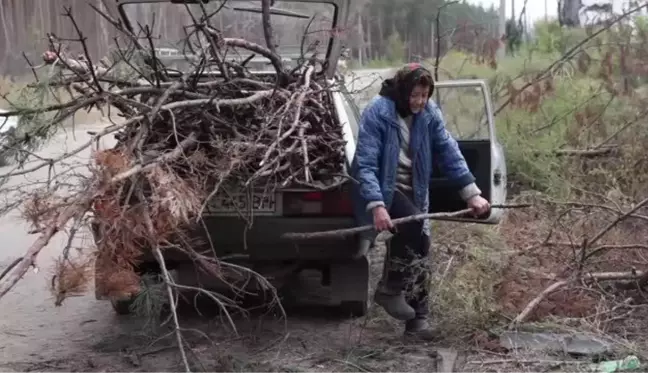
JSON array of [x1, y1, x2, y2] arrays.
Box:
[[429, 79, 507, 224]]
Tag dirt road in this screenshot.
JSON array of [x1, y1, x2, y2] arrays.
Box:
[[343, 68, 390, 110], [0, 64, 394, 371], [0, 126, 146, 370], [0, 70, 448, 372], [0, 127, 439, 373]]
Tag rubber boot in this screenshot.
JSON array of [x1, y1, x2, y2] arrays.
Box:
[[375, 236, 416, 321], [374, 282, 416, 321], [404, 318, 440, 342]]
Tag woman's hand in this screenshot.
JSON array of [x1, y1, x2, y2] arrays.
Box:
[[467, 195, 490, 217], [372, 206, 393, 231]]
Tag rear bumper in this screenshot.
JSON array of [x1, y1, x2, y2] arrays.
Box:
[[197, 216, 359, 260], [92, 216, 360, 262], [93, 216, 361, 300]]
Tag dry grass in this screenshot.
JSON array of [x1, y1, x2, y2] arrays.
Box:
[[495, 194, 648, 318], [428, 221, 511, 340], [4, 17, 648, 373], [345, 24, 648, 360]]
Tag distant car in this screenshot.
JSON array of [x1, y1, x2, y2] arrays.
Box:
[[0, 109, 18, 166], [154, 48, 181, 57]]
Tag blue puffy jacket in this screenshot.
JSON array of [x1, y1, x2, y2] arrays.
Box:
[[350, 95, 476, 238]]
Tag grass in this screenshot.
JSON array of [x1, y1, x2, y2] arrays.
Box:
[[429, 45, 648, 199], [4, 30, 648, 366], [350, 29, 648, 350], [428, 221, 510, 339]]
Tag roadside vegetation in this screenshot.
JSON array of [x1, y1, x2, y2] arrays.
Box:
[[2, 0, 648, 371], [347, 13, 648, 368]]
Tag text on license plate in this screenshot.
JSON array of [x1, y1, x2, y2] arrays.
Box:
[[208, 193, 277, 214]]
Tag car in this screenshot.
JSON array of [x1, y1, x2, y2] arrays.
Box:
[[95, 0, 507, 318]]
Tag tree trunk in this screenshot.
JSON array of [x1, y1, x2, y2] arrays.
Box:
[[357, 12, 364, 65], [559, 0, 582, 27], [366, 14, 373, 60]]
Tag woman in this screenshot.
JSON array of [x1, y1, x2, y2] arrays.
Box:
[[351, 63, 490, 340]]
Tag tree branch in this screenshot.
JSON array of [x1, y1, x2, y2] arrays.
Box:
[[282, 203, 531, 240]]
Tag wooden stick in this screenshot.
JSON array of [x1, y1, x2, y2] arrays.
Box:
[[509, 270, 646, 327], [509, 279, 569, 327], [281, 203, 531, 240]]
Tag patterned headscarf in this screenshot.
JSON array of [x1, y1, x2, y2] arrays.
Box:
[[379, 63, 435, 117]]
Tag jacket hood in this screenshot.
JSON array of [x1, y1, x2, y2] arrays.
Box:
[[378, 63, 435, 118]]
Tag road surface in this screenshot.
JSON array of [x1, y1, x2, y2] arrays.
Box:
[[0, 125, 147, 370], [0, 69, 400, 371], [343, 68, 392, 110]]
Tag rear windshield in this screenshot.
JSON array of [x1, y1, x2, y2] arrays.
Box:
[[119, 1, 336, 72]]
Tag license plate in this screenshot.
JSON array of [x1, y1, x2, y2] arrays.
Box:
[[207, 192, 277, 215]]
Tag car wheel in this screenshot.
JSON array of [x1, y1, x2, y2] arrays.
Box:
[[111, 297, 136, 315], [109, 270, 165, 316], [0, 153, 10, 167], [340, 300, 368, 317]]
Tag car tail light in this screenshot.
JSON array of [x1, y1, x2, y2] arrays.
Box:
[[282, 188, 354, 217]]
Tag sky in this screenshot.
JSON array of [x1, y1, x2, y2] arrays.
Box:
[[466, 0, 558, 24], [465, 0, 629, 26]]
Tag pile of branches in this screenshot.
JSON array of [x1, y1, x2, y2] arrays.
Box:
[[0, 2, 348, 367]]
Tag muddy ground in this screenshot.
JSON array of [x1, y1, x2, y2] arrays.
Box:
[[0, 116, 453, 372], [0, 69, 427, 372], [0, 125, 638, 373], [1, 70, 646, 372]]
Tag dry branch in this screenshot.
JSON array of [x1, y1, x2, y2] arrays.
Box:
[[0, 133, 197, 298], [507, 194, 648, 327], [282, 203, 531, 240], [0, 3, 348, 368], [510, 270, 646, 327], [552, 147, 617, 157], [0, 201, 89, 298]]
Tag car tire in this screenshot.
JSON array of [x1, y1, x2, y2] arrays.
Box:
[[111, 297, 136, 315], [0, 153, 10, 167], [108, 268, 165, 316], [340, 300, 368, 317]]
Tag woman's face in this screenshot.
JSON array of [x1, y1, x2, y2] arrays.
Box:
[[409, 84, 429, 114]]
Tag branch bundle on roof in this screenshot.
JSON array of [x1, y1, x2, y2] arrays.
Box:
[[0, 3, 349, 307]]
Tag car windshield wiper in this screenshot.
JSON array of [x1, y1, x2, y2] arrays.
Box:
[[168, 0, 311, 19], [230, 6, 311, 19]]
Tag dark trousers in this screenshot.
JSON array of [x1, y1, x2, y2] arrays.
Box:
[[380, 190, 431, 319]]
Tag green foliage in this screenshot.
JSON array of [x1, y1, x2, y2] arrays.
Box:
[[532, 20, 596, 55], [533, 20, 565, 54], [634, 15, 648, 34], [385, 32, 406, 64], [130, 273, 169, 332], [0, 49, 152, 167], [431, 24, 648, 200], [495, 74, 623, 197], [0, 78, 62, 165]]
